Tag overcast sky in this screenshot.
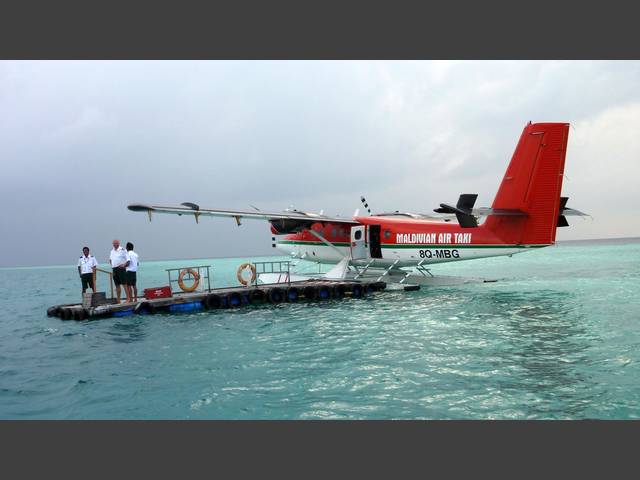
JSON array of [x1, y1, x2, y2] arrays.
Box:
[[1, 61, 639, 267]]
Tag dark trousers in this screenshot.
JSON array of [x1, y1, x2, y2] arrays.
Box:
[[81, 273, 94, 290]]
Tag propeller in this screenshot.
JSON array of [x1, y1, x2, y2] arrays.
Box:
[[360, 196, 372, 215]]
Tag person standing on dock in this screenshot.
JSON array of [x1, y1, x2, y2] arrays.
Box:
[[124, 242, 139, 303], [77, 246, 98, 295], [109, 239, 128, 304]]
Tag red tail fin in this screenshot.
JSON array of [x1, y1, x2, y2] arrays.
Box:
[[484, 122, 569, 245]]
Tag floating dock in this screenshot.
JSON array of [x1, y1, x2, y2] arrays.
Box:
[[46, 279, 388, 321]]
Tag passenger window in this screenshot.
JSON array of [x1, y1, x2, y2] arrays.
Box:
[[384, 230, 391, 239], [355, 230, 362, 240]]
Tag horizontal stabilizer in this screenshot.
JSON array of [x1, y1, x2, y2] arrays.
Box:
[[562, 207, 589, 217], [472, 207, 527, 217], [434, 194, 478, 228], [557, 197, 589, 227]]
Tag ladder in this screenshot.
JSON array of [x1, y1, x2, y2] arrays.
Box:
[[415, 264, 434, 277], [398, 260, 432, 284], [375, 259, 400, 282], [353, 259, 376, 280]]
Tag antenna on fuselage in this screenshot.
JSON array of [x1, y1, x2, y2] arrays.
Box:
[[360, 196, 372, 215]]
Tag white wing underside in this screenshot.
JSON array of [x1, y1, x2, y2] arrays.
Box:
[[127, 203, 358, 225]]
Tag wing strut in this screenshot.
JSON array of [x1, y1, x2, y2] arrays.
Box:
[[307, 229, 348, 259]]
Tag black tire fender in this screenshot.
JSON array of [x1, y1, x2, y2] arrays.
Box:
[[268, 288, 284, 304], [286, 287, 300, 302], [317, 285, 332, 300], [203, 294, 222, 309], [248, 289, 266, 304], [333, 284, 346, 299], [303, 285, 318, 300], [227, 292, 243, 308]]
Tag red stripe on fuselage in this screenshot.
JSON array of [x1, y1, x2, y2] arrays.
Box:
[[283, 222, 352, 243], [282, 217, 506, 246]]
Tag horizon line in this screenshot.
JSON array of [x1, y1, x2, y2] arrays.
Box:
[[1, 236, 639, 270]]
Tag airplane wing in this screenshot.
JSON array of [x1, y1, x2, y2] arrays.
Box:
[[127, 202, 358, 231]]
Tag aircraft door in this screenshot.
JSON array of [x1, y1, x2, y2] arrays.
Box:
[[368, 224, 382, 258], [350, 226, 368, 260]]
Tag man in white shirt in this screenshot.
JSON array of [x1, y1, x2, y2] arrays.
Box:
[[77, 246, 98, 295], [109, 239, 129, 304], [124, 242, 140, 303]]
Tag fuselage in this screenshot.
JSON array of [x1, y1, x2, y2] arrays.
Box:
[[274, 215, 550, 267]]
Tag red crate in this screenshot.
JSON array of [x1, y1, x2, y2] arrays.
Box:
[[144, 286, 173, 299]]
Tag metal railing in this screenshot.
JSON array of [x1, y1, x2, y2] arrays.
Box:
[[95, 268, 114, 299], [251, 261, 291, 286], [166, 265, 212, 294]]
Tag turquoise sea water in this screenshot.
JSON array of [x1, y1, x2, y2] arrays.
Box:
[[1, 239, 639, 419]]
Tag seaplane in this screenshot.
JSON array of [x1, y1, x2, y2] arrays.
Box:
[[128, 122, 587, 290]]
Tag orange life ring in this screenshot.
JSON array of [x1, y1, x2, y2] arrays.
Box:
[[178, 268, 200, 292], [236, 263, 257, 286]]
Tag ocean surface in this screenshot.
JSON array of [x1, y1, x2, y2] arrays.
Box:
[[1, 239, 639, 419]]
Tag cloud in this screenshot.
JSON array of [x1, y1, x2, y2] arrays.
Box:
[[559, 102, 640, 239], [44, 106, 109, 144], [0, 60, 639, 266]]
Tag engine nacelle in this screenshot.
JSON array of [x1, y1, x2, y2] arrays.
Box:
[[269, 219, 314, 234]]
